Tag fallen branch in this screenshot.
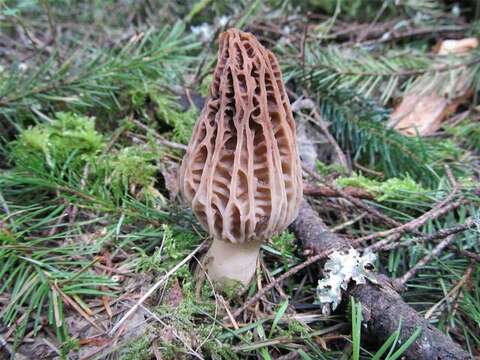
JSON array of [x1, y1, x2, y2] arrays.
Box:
[[230, 201, 471, 359], [290, 201, 469, 360]]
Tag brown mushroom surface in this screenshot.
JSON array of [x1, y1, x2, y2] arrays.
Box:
[[179, 28, 302, 286]]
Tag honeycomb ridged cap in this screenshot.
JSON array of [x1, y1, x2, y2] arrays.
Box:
[[179, 28, 303, 244]]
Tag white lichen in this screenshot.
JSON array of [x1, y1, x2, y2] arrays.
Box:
[[316, 248, 376, 313]]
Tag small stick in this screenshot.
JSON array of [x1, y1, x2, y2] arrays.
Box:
[[367, 200, 464, 251], [139, 304, 203, 359], [349, 24, 469, 47], [381, 217, 476, 252], [220, 296, 239, 330], [361, 169, 462, 247], [445, 265, 475, 330], [290, 202, 469, 358], [332, 213, 367, 232], [394, 234, 458, 287], [260, 257, 289, 300], [449, 247, 480, 262], [42, 338, 61, 355], [0, 334, 13, 357], [230, 204, 475, 322], [109, 245, 202, 336], [61, 163, 91, 231]]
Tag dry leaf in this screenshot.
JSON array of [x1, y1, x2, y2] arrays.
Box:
[[390, 38, 477, 136], [390, 94, 465, 136], [437, 37, 479, 55]]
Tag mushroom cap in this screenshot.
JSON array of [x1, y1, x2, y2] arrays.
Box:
[[179, 28, 303, 244]]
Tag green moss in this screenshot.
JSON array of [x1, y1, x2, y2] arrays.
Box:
[[429, 139, 465, 163], [203, 340, 240, 360], [128, 84, 199, 145], [94, 145, 158, 190], [336, 173, 429, 202], [158, 342, 183, 360], [219, 278, 245, 299], [153, 275, 231, 359], [135, 224, 201, 275], [171, 107, 198, 144], [287, 320, 310, 337], [11, 112, 104, 170], [7, 112, 168, 207], [271, 230, 296, 256], [121, 335, 151, 360], [162, 225, 199, 262], [135, 245, 165, 273], [271, 319, 310, 340], [60, 337, 80, 358]]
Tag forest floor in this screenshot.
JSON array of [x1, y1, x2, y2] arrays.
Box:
[[0, 1, 479, 359]]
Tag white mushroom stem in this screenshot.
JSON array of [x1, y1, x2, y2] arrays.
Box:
[[203, 238, 262, 287]]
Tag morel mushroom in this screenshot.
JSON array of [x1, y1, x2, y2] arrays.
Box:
[[179, 28, 302, 287]]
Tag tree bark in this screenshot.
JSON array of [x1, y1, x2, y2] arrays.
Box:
[[290, 200, 470, 360]]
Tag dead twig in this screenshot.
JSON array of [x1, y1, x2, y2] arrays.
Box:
[[230, 201, 375, 320], [363, 170, 462, 249], [381, 217, 476, 252], [353, 24, 469, 47], [259, 257, 289, 301], [449, 247, 480, 262], [0, 334, 14, 357], [307, 54, 480, 77], [332, 213, 367, 232], [394, 234, 458, 288], [220, 295, 239, 330], [367, 199, 465, 251]]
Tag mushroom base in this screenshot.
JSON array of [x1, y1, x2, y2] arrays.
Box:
[[201, 238, 262, 288]]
